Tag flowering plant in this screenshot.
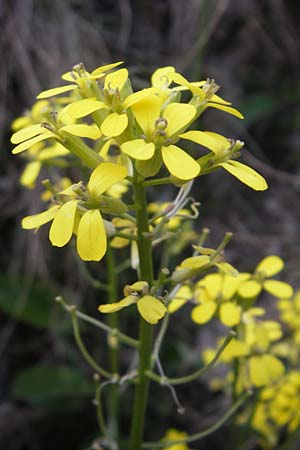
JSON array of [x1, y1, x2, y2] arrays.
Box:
[[11, 62, 297, 450]]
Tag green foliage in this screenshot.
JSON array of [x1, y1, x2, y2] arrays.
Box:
[[12, 366, 94, 405], [0, 275, 58, 328]]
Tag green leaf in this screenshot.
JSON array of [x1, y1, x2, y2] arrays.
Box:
[[0, 275, 58, 328], [12, 366, 94, 405]]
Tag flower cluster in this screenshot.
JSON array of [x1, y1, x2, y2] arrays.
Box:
[[12, 62, 268, 263]]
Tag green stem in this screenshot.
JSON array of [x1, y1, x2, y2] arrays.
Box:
[[70, 307, 112, 379], [62, 135, 103, 169], [147, 331, 235, 385], [129, 177, 154, 450], [143, 177, 173, 187], [94, 377, 108, 436], [142, 390, 252, 448], [106, 245, 120, 440], [57, 297, 139, 348]]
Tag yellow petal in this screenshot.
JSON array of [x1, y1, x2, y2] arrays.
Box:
[[180, 255, 210, 270], [238, 280, 262, 298], [60, 99, 106, 119], [98, 295, 137, 313], [11, 116, 31, 131], [104, 68, 128, 91], [36, 84, 78, 99], [256, 256, 284, 277], [171, 72, 204, 98], [195, 274, 223, 302], [110, 236, 130, 248], [151, 66, 175, 88], [210, 94, 231, 105], [263, 280, 293, 299], [220, 339, 250, 362], [60, 124, 101, 140], [219, 302, 241, 327], [263, 355, 285, 383], [91, 61, 124, 77], [206, 102, 244, 119], [49, 200, 78, 247], [11, 124, 47, 144], [162, 145, 200, 180], [88, 162, 127, 198], [179, 130, 230, 155], [216, 262, 239, 277], [12, 132, 53, 154], [20, 161, 41, 188], [22, 206, 60, 229], [121, 139, 155, 160], [122, 88, 157, 109], [101, 113, 128, 137], [77, 210, 107, 261], [38, 143, 69, 160], [249, 356, 270, 387], [168, 286, 192, 314], [222, 274, 250, 299], [191, 302, 217, 324], [137, 295, 167, 324], [163, 103, 196, 136], [219, 160, 268, 191], [131, 94, 162, 134]]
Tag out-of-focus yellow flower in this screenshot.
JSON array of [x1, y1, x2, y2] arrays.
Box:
[[159, 429, 190, 450], [204, 308, 285, 389], [252, 371, 300, 447], [11, 100, 71, 189], [277, 289, 300, 336], [191, 273, 247, 327], [148, 202, 190, 230], [22, 162, 127, 261], [99, 281, 167, 324], [238, 256, 293, 299], [168, 286, 193, 314]]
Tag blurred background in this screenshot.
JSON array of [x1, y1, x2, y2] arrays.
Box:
[[1, 0, 300, 449]]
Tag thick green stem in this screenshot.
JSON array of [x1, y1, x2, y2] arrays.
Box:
[[106, 245, 120, 439], [129, 177, 154, 450]]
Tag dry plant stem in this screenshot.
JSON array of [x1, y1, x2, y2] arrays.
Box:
[[142, 390, 252, 449], [106, 245, 120, 439], [129, 176, 154, 450]]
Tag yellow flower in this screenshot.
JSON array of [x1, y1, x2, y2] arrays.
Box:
[[22, 162, 127, 261], [36, 61, 124, 99], [172, 245, 238, 284], [252, 371, 300, 447], [180, 133, 268, 191], [277, 288, 300, 335], [98, 281, 167, 324], [167, 286, 193, 314], [238, 255, 293, 299], [121, 94, 200, 180], [191, 273, 247, 327], [160, 429, 189, 450]]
